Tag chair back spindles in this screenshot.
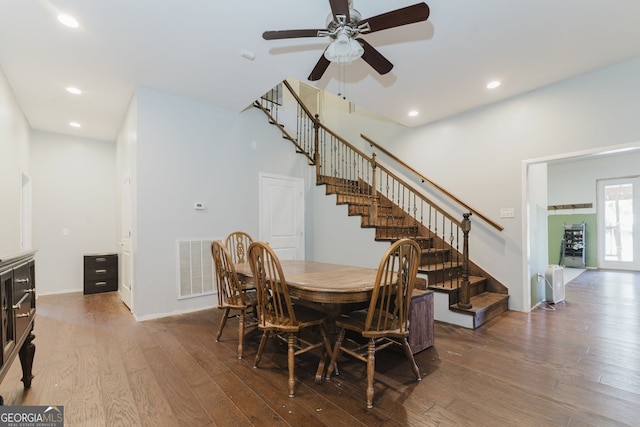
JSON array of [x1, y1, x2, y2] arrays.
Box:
[[225, 231, 253, 264], [211, 240, 246, 308], [247, 241, 297, 328], [365, 239, 420, 337]]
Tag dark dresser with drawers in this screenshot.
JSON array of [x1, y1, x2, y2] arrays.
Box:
[[84, 253, 118, 294], [0, 250, 36, 405]]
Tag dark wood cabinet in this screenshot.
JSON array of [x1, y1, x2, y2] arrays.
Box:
[[408, 289, 434, 354], [0, 250, 36, 404], [84, 253, 118, 294]]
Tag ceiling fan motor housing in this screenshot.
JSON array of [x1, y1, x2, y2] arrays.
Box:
[[326, 8, 362, 38]]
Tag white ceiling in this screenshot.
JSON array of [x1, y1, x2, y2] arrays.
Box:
[[2, 0, 640, 142]]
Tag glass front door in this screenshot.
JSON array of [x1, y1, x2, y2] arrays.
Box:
[[598, 176, 640, 270]]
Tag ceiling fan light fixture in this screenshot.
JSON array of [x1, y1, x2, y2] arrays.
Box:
[[324, 31, 363, 64]]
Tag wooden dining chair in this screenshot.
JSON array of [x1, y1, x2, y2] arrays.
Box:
[[247, 241, 333, 398], [211, 240, 257, 359], [224, 231, 253, 264], [327, 238, 422, 408]]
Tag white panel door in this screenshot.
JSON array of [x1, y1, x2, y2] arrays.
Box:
[[119, 171, 133, 309], [259, 173, 304, 260], [598, 176, 640, 270]]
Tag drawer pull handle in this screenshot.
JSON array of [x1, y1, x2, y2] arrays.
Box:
[[96, 257, 107, 262], [16, 312, 30, 319], [95, 282, 107, 287], [15, 278, 29, 284], [95, 269, 107, 274], [13, 292, 30, 310]]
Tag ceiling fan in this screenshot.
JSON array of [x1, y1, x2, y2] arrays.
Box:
[[262, 1, 430, 81]]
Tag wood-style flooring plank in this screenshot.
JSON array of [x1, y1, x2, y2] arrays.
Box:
[[191, 379, 254, 427], [140, 346, 212, 426], [0, 270, 638, 426]]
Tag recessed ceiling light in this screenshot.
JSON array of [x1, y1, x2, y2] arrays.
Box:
[[69, 122, 81, 128], [486, 80, 501, 89], [240, 49, 256, 60], [66, 87, 82, 95], [408, 110, 419, 117], [57, 14, 79, 28]]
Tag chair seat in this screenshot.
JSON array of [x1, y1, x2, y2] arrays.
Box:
[[335, 310, 406, 339], [260, 304, 327, 332], [218, 288, 257, 310]]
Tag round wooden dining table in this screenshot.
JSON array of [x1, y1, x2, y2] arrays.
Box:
[[235, 259, 379, 304], [234, 259, 380, 381]]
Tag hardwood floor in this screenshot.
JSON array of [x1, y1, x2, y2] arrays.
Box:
[[0, 269, 638, 426]]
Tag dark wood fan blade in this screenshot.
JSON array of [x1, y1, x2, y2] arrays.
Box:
[[308, 52, 331, 81], [357, 39, 393, 75], [358, 3, 430, 33], [329, 0, 350, 23], [262, 29, 326, 40]]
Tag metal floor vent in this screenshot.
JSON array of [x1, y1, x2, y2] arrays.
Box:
[[177, 239, 215, 299]]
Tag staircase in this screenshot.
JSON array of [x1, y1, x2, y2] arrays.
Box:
[[254, 80, 509, 329]]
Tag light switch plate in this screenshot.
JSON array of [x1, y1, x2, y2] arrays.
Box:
[[500, 208, 515, 218]]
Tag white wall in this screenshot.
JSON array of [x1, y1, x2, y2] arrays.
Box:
[[525, 162, 549, 306], [309, 185, 389, 269], [548, 150, 640, 214], [0, 68, 31, 256], [131, 87, 312, 319], [31, 131, 117, 294], [376, 57, 640, 311]]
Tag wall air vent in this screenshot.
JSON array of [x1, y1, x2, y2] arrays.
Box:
[[177, 239, 216, 299]]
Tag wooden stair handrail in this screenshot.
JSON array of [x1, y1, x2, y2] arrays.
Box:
[[311, 122, 462, 226], [277, 81, 465, 228], [252, 100, 314, 164], [375, 162, 462, 227], [282, 80, 502, 232], [282, 80, 316, 120], [362, 134, 504, 232], [283, 81, 374, 162]]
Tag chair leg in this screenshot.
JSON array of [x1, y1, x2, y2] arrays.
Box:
[[366, 338, 376, 409], [288, 333, 295, 397], [254, 331, 269, 368], [216, 308, 230, 342], [401, 338, 421, 381], [237, 311, 245, 359], [326, 328, 346, 379]]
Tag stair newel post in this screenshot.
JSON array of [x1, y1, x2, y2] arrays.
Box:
[[458, 212, 473, 309], [313, 114, 321, 180], [370, 153, 378, 227]]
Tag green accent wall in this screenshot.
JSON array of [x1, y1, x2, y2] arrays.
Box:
[[548, 214, 597, 268]]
